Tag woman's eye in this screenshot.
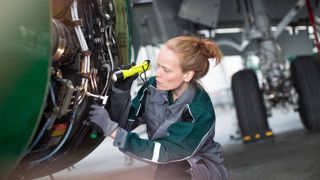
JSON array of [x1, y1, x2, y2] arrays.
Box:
[[163, 68, 170, 73]]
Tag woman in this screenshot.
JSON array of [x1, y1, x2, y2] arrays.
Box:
[[89, 35, 228, 180]]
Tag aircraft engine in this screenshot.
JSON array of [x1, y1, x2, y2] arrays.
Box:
[[2, 0, 129, 179]]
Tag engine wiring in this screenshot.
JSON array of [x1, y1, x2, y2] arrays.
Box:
[[20, 0, 118, 169]]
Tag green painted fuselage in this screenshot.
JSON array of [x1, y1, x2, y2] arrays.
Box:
[[0, 1, 50, 179]]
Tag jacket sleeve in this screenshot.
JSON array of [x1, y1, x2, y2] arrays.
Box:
[[109, 83, 148, 131], [114, 104, 215, 164], [109, 86, 131, 129]]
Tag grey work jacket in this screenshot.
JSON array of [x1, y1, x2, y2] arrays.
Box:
[[109, 77, 228, 180]]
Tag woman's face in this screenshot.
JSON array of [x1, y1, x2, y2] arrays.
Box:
[[156, 46, 193, 91]]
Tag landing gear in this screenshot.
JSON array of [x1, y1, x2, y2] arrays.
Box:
[[232, 55, 320, 143], [231, 69, 273, 143], [291, 56, 320, 129]]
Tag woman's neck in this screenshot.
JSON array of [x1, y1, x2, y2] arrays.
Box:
[[172, 81, 190, 102]]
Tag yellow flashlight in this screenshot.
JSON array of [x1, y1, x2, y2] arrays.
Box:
[[112, 60, 151, 82]]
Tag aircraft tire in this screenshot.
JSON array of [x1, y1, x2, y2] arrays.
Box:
[[231, 69, 272, 143], [291, 56, 320, 129]]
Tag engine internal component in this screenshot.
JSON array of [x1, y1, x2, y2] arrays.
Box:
[[51, 18, 78, 64]]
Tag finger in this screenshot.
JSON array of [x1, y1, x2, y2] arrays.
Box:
[[121, 64, 131, 70], [126, 73, 139, 81], [89, 109, 103, 116], [89, 110, 97, 116], [90, 104, 101, 110], [132, 73, 139, 79], [90, 104, 98, 109], [89, 114, 98, 120]]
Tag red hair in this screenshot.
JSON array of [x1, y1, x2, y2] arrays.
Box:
[[165, 35, 223, 80]]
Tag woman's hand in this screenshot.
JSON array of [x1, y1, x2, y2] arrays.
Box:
[[89, 105, 118, 137]]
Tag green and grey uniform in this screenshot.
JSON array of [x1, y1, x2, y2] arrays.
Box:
[[110, 77, 228, 180]]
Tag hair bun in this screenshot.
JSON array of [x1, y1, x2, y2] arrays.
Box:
[[203, 39, 223, 64]]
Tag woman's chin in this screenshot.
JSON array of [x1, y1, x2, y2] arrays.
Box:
[[156, 84, 165, 91], [157, 85, 163, 91]]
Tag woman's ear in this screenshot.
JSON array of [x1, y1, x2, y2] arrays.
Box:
[[183, 70, 195, 82]]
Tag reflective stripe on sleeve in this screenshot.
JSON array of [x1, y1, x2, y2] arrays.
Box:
[[151, 142, 161, 162]]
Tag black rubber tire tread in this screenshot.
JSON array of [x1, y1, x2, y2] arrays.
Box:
[[231, 69, 271, 141], [291, 56, 320, 129]]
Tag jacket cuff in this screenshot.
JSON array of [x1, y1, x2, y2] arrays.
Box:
[[112, 85, 131, 95], [113, 127, 128, 149]]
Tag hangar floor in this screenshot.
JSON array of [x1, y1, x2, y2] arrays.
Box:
[[37, 107, 320, 180]]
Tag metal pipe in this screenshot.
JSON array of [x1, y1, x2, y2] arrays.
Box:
[[273, 0, 305, 39]]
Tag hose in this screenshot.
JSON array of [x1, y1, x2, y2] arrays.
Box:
[[306, 0, 320, 52], [29, 111, 76, 166]]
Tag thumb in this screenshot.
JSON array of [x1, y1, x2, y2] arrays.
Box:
[[130, 73, 139, 80], [90, 104, 101, 110], [123, 73, 139, 83]]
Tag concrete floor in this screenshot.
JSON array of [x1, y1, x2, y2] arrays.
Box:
[[225, 129, 320, 180], [37, 107, 320, 180]]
